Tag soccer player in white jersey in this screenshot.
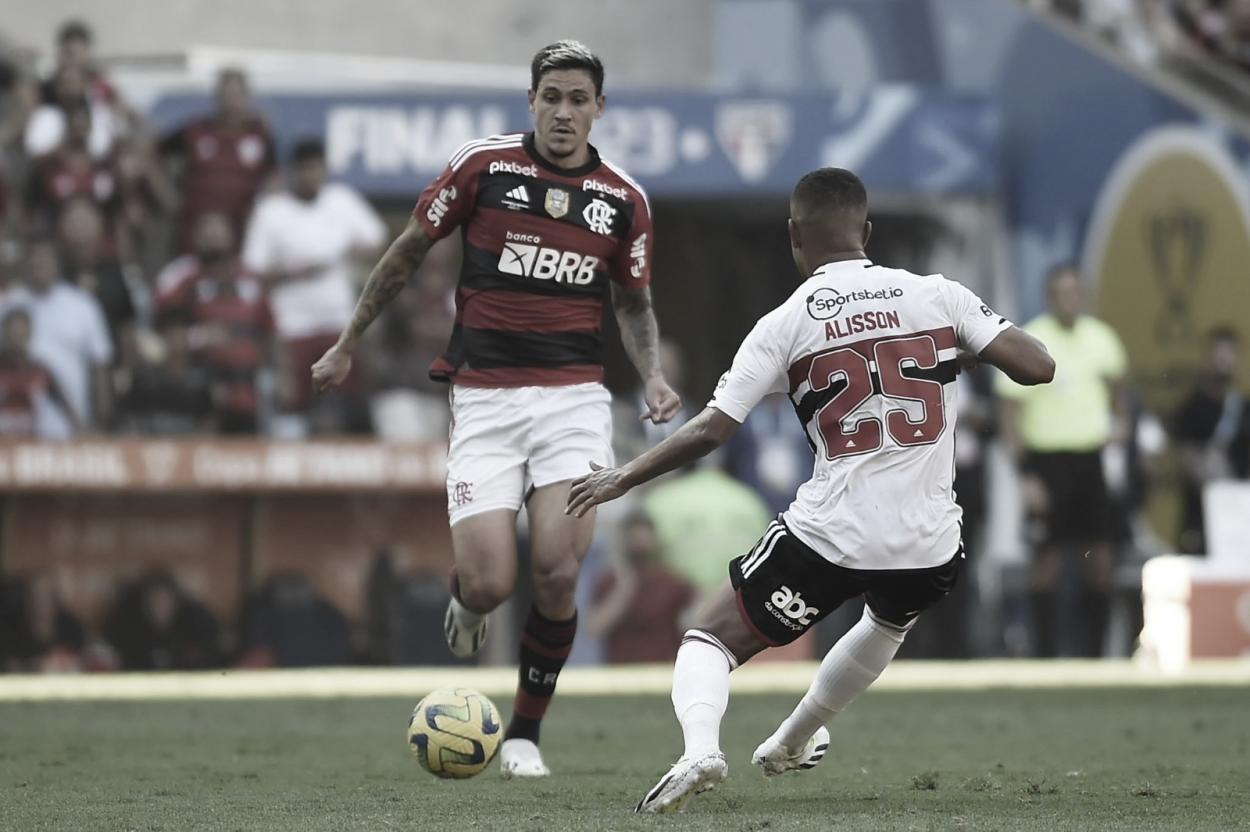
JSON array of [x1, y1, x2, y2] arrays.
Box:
[[567, 168, 1054, 813]]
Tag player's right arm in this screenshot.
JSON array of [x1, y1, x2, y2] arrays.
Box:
[[942, 279, 1054, 386], [978, 327, 1054, 386], [311, 217, 435, 392], [312, 140, 482, 392], [567, 308, 788, 517]]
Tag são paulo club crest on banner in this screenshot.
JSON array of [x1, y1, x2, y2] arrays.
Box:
[[715, 101, 794, 184]]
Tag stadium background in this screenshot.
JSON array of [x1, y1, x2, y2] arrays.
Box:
[[1, 0, 1248, 674]]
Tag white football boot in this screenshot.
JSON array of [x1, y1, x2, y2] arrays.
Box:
[[443, 598, 487, 659], [499, 738, 551, 779], [751, 725, 830, 776], [635, 751, 728, 814]]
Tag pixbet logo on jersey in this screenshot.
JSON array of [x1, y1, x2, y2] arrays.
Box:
[[583, 179, 629, 201], [766, 585, 820, 630], [499, 232, 599, 284], [489, 160, 538, 178], [425, 186, 457, 228]]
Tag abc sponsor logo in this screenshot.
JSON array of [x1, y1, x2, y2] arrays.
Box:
[[805, 286, 903, 320], [765, 585, 820, 630], [488, 160, 538, 177], [425, 186, 458, 228]]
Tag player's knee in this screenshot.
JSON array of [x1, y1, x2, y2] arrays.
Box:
[[681, 628, 753, 668], [532, 557, 580, 605], [863, 607, 912, 644], [457, 570, 513, 613]]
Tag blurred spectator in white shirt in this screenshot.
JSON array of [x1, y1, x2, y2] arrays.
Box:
[[243, 138, 384, 433], [1, 237, 112, 437]]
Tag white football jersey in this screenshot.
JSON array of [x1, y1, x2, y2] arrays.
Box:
[[709, 258, 1012, 570]]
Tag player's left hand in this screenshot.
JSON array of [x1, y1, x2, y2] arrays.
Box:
[[642, 377, 682, 424], [566, 462, 629, 518]]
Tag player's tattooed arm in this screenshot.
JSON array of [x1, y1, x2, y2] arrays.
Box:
[[610, 283, 682, 423], [341, 216, 435, 349], [312, 217, 434, 393], [610, 282, 662, 378]]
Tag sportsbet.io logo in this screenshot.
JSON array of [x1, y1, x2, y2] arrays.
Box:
[[765, 585, 819, 630], [805, 286, 903, 320]]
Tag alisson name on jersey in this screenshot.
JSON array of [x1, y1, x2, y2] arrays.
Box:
[[824, 310, 902, 340]]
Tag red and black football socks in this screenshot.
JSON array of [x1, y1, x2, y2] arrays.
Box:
[[505, 606, 577, 744]]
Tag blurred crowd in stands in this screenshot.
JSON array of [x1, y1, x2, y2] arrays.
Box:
[[1043, 0, 1250, 77], [0, 21, 453, 441], [0, 19, 1247, 673]]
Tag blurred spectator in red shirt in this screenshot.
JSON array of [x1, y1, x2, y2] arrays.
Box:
[[26, 98, 123, 240], [161, 68, 275, 253], [25, 62, 120, 162], [0, 306, 81, 436], [156, 212, 276, 433], [587, 510, 696, 664]]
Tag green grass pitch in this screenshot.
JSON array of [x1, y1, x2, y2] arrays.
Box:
[[3, 688, 1248, 831]]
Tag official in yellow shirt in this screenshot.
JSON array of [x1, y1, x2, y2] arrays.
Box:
[[997, 266, 1126, 658]]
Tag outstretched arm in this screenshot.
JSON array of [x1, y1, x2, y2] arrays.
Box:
[[566, 407, 741, 517], [610, 282, 681, 424], [311, 217, 435, 392]]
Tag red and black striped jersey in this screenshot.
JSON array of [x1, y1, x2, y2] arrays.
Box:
[[413, 132, 653, 388]]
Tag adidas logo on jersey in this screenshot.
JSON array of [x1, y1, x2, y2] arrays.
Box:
[[498, 242, 600, 284], [505, 185, 530, 204], [766, 586, 820, 629]]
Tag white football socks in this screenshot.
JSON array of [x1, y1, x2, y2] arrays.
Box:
[[671, 631, 737, 758], [772, 608, 910, 751]]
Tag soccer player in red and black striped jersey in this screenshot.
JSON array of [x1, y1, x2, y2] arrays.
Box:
[[312, 41, 681, 778]]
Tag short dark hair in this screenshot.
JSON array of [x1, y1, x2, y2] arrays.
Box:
[[57, 20, 92, 46], [792, 168, 868, 219], [1208, 325, 1241, 347], [530, 40, 604, 97], [290, 138, 325, 165]]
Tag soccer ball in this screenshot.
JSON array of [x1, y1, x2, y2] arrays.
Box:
[[406, 687, 502, 779]]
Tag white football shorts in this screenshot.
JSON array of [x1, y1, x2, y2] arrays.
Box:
[[445, 382, 613, 525]]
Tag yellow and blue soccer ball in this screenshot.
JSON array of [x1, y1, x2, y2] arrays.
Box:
[[406, 687, 502, 779]]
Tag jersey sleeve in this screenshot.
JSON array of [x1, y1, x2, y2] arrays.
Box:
[[941, 277, 1013, 355], [611, 189, 653, 288], [707, 307, 789, 423], [412, 142, 483, 241]]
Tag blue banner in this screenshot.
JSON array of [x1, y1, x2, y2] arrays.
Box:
[[148, 88, 997, 199]]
